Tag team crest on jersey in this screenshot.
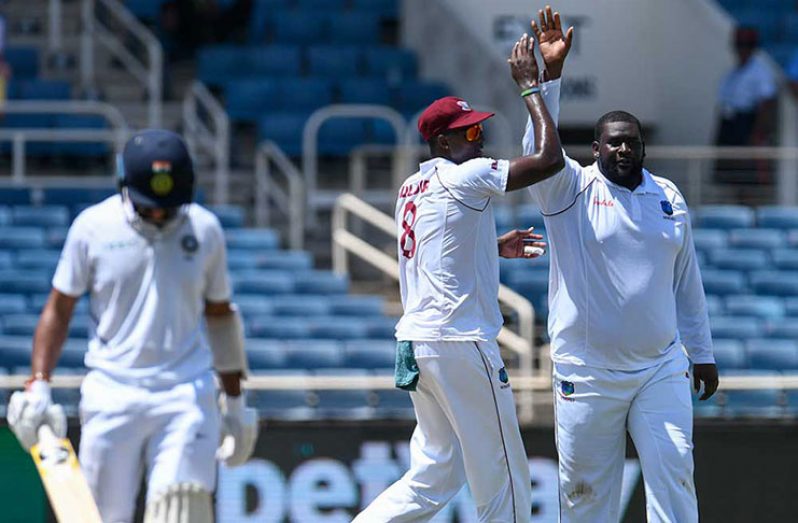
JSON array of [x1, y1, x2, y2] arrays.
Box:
[[456, 100, 472, 112], [498, 367, 509, 383], [660, 200, 673, 216], [561, 380, 575, 397], [181, 234, 199, 254]]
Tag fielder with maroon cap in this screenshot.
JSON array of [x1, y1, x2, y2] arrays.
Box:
[[353, 32, 564, 523]]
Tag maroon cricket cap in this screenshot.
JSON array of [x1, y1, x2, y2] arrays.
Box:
[[417, 97, 494, 141]]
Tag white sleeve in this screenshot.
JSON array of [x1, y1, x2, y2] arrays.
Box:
[[443, 157, 509, 205], [204, 219, 232, 302], [673, 206, 715, 364], [52, 218, 90, 298]]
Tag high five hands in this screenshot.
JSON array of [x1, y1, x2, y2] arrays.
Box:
[[531, 5, 574, 81]]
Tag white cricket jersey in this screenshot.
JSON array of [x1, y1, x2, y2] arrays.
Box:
[[53, 195, 231, 387], [522, 80, 714, 370], [394, 156, 509, 341]]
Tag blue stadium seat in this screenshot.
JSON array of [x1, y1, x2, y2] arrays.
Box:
[[0, 314, 38, 336], [789, 230, 798, 248], [352, 0, 399, 18], [248, 45, 303, 76], [329, 295, 384, 317], [4, 47, 39, 79], [271, 295, 330, 317], [506, 270, 549, 303], [307, 45, 363, 76], [124, 0, 168, 21], [254, 250, 314, 270], [52, 115, 110, 158], [0, 336, 34, 370], [46, 227, 68, 249], [28, 295, 88, 315], [235, 296, 274, 317], [372, 368, 414, 419], [764, 318, 798, 339], [771, 249, 798, 270], [247, 0, 295, 42], [225, 79, 282, 123], [245, 339, 287, 369], [249, 370, 314, 420], [0, 270, 51, 295], [11, 206, 70, 228], [338, 78, 392, 105], [711, 339, 747, 370], [710, 316, 763, 339], [700, 269, 746, 296], [293, 271, 349, 295], [318, 118, 371, 156], [0, 250, 12, 269], [296, 0, 347, 8], [207, 205, 245, 229], [0, 227, 46, 249], [692, 390, 724, 418], [258, 112, 309, 156], [705, 294, 724, 316], [14, 249, 61, 271], [750, 270, 798, 297], [19, 80, 71, 100], [232, 271, 295, 296], [728, 228, 786, 250], [0, 114, 55, 156], [723, 370, 784, 418], [708, 248, 769, 271], [225, 229, 279, 250], [724, 295, 784, 319], [278, 77, 335, 111], [227, 250, 259, 270], [343, 340, 395, 369], [691, 229, 728, 254], [370, 119, 401, 145], [394, 81, 450, 115], [41, 187, 115, 208], [364, 317, 398, 339], [756, 206, 798, 229], [747, 339, 798, 371], [330, 12, 381, 44], [59, 339, 89, 368], [285, 340, 345, 368], [0, 294, 27, 314], [309, 317, 371, 340], [730, 8, 782, 35], [248, 316, 311, 338], [272, 11, 329, 44], [364, 47, 418, 82], [311, 368, 374, 420], [696, 205, 754, 229], [197, 45, 251, 87]]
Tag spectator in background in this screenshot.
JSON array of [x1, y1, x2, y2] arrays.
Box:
[[714, 27, 778, 185]]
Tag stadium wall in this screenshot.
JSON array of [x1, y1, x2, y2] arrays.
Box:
[[402, 0, 734, 147]]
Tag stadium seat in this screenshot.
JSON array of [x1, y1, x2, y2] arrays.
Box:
[[232, 271, 295, 296], [696, 205, 754, 229], [225, 79, 282, 123], [750, 271, 798, 297], [764, 318, 798, 339], [293, 271, 349, 295], [0, 250, 12, 269], [254, 250, 314, 271], [728, 228, 786, 250], [271, 295, 330, 317], [0, 336, 34, 370], [710, 316, 763, 340], [705, 294, 724, 316], [296, 0, 347, 9], [248, 370, 314, 420], [0, 314, 38, 336], [343, 340, 395, 369], [318, 118, 371, 156], [0, 294, 27, 315], [4, 47, 39, 79], [786, 297, 798, 317], [52, 115, 110, 158], [708, 248, 770, 271], [311, 369, 374, 420], [307, 45, 363, 76], [13, 249, 61, 271], [272, 11, 329, 44], [338, 78, 393, 105], [700, 269, 746, 296], [0, 270, 51, 295], [245, 339, 288, 370], [45, 227, 69, 249], [278, 77, 335, 112], [756, 206, 798, 229], [11, 206, 70, 228], [771, 249, 798, 270], [330, 12, 381, 44], [284, 340, 345, 368], [235, 296, 274, 317], [723, 370, 784, 418], [309, 317, 371, 340], [724, 295, 785, 319], [197, 45, 252, 87], [394, 81, 450, 116], [352, 0, 399, 18], [691, 390, 724, 418], [207, 205, 246, 229], [124, 0, 168, 21], [19, 80, 71, 100], [0, 227, 46, 249], [59, 339, 89, 368], [364, 47, 418, 82], [28, 295, 88, 315], [711, 339, 747, 370], [691, 229, 728, 254], [248, 316, 310, 339], [258, 112, 309, 156], [248, 45, 303, 76], [747, 339, 798, 371], [363, 316, 398, 339], [225, 229, 279, 250], [247, 0, 295, 42], [0, 189, 31, 206], [329, 295, 385, 317], [41, 187, 115, 208]]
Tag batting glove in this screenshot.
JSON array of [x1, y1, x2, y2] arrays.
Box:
[[216, 393, 259, 467], [7, 380, 67, 451]]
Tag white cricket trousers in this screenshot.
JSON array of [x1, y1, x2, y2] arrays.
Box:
[[78, 370, 220, 523], [353, 340, 532, 523], [553, 351, 698, 523]]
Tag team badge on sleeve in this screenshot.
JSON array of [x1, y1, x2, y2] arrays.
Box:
[[660, 200, 674, 216], [561, 380, 575, 396]]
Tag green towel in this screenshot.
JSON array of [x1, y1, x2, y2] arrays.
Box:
[[394, 340, 419, 391]]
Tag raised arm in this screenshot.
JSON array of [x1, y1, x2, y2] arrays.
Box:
[[506, 33, 565, 192]]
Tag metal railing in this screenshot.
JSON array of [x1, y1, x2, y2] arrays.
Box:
[[80, 0, 163, 128], [331, 193, 536, 374], [182, 81, 230, 205], [0, 100, 129, 182], [254, 140, 305, 250]]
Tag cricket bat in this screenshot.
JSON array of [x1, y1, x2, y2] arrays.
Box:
[[30, 425, 103, 523]]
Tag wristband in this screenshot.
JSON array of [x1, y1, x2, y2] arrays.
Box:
[[520, 86, 541, 97]]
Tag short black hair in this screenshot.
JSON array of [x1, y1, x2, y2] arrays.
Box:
[[594, 111, 644, 142]]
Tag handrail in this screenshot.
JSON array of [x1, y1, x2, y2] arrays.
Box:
[[182, 81, 230, 205], [254, 140, 305, 250], [48, 0, 63, 57], [332, 193, 536, 374], [302, 105, 407, 225], [81, 0, 163, 127]]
